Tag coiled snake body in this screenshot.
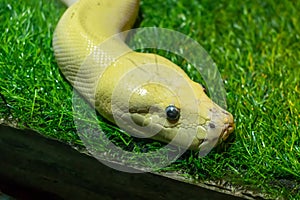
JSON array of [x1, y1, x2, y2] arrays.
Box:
[[53, 0, 234, 152]]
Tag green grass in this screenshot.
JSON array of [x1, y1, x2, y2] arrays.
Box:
[[1, 0, 299, 198]]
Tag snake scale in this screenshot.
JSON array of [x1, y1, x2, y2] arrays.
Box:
[[53, 0, 234, 152]]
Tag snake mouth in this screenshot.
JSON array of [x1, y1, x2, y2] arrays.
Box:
[[219, 122, 235, 142]]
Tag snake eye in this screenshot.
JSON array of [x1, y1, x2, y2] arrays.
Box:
[[165, 105, 180, 122]]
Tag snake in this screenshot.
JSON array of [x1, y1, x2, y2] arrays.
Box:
[[53, 0, 234, 153]]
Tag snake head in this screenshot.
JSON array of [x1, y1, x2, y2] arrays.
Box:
[[104, 53, 234, 155]]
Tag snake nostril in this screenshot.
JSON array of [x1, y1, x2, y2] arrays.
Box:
[[224, 112, 234, 125], [209, 123, 216, 129]]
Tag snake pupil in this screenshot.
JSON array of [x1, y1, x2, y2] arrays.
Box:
[[165, 105, 180, 121]]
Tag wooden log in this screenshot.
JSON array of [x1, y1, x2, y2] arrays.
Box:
[[0, 124, 245, 200]]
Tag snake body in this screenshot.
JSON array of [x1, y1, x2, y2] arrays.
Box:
[[53, 0, 234, 152]]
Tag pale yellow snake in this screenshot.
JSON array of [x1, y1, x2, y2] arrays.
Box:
[[53, 0, 234, 153]]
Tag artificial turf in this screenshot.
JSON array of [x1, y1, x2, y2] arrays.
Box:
[[0, 0, 299, 199]]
